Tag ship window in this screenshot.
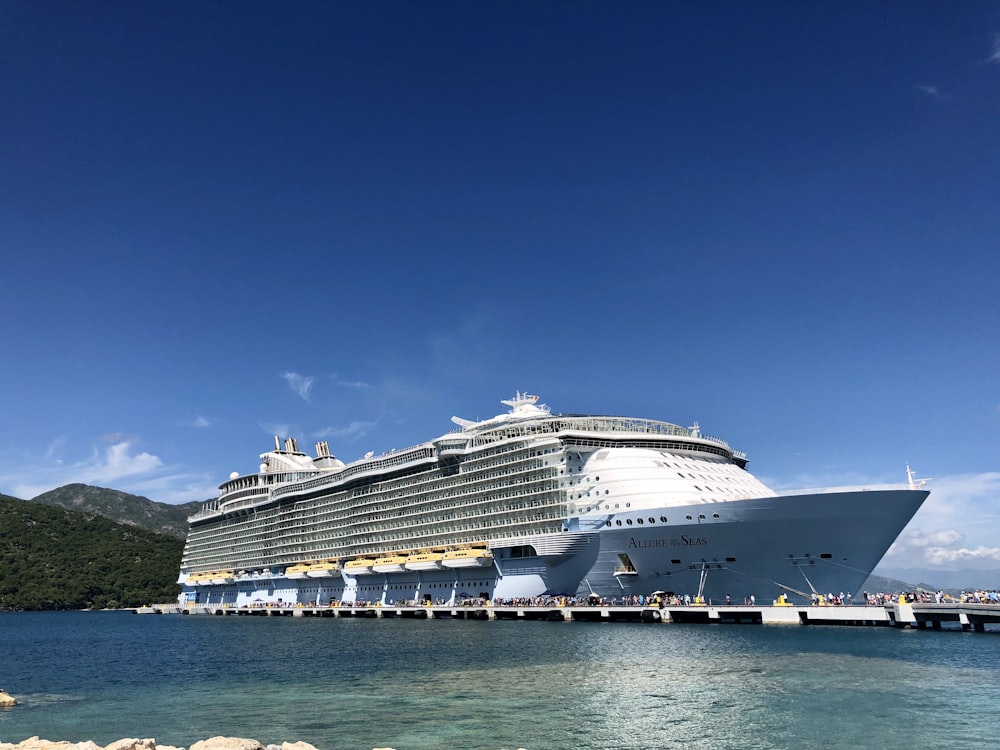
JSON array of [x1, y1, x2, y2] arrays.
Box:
[[616, 520, 622, 526], [671, 559, 681, 564], [713, 513, 720, 519], [626, 519, 633, 525], [660, 516, 668, 522], [726, 557, 736, 562], [820, 553, 833, 559], [699, 514, 705, 519], [686, 515, 692, 520], [648, 517, 655, 524], [636, 518, 643, 525]]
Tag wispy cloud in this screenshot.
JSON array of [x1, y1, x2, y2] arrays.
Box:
[[44, 436, 67, 461], [315, 419, 380, 442], [880, 471, 1000, 569], [2, 439, 158, 498], [989, 34, 1000, 64], [916, 84, 948, 101], [191, 415, 212, 428], [259, 422, 297, 440], [0, 436, 220, 504], [331, 374, 372, 389], [95, 440, 163, 480], [281, 371, 316, 401]]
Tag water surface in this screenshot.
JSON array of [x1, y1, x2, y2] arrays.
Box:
[[1, 611, 998, 749]]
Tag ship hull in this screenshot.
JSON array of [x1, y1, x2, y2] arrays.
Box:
[[580, 488, 928, 604], [181, 533, 600, 607]]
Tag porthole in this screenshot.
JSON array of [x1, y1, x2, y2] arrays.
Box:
[[660, 516, 668, 522], [699, 514, 706, 519], [615, 520, 622, 526], [686, 515, 692, 520], [637, 518, 644, 525], [648, 517, 655, 524], [626, 519, 633, 526], [713, 513, 720, 519]]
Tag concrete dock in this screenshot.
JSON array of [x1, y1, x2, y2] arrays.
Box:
[[135, 601, 1000, 630]]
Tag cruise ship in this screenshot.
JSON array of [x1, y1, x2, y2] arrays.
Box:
[[178, 393, 928, 607]]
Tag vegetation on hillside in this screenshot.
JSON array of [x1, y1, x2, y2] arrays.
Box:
[[30, 483, 202, 539], [0, 495, 183, 610]]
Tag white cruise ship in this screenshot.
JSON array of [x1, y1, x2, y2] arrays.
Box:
[[178, 393, 928, 607]]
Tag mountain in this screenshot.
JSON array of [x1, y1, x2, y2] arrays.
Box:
[[30, 483, 202, 539], [0, 495, 183, 610], [858, 573, 928, 596], [874, 567, 1000, 592]]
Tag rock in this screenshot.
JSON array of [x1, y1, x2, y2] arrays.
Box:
[[189, 738, 263, 750], [6, 739, 99, 750], [0, 689, 16, 707], [280, 744, 319, 750], [104, 740, 157, 750]]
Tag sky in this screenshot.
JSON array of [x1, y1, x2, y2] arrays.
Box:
[[2, 2, 999, 577]]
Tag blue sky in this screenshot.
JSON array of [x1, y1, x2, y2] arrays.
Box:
[[2, 2, 998, 575]]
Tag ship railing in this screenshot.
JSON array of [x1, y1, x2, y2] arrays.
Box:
[[773, 483, 911, 496], [269, 447, 437, 502]]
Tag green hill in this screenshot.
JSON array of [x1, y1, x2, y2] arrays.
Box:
[[0, 495, 183, 610], [30, 483, 201, 539]]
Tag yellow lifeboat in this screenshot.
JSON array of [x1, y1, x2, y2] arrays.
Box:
[[404, 553, 444, 571], [441, 548, 494, 568], [343, 558, 376, 575], [306, 561, 341, 578], [285, 563, 312, 580], [373, 556, 408, 574]]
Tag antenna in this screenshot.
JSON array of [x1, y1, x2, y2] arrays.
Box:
[[906, 464, 930, 489]]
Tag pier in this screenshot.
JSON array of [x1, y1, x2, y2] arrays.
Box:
[[135, 601, 1000, 630]]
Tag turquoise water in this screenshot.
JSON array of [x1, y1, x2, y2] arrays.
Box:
[[1, 611, 999, 749]]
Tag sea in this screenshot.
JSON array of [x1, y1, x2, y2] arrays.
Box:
[[1, 611, 999, 750]]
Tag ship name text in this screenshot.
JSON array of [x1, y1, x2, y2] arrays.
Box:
[[628, 535, 707, 548]]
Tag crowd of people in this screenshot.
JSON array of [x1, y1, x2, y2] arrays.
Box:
[[231, 588, 1000, 610], [864, 589, 1000, 605]]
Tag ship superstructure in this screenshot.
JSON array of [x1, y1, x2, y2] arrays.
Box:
[[179, 393, 928, 606]]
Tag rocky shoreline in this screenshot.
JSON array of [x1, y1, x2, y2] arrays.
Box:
[[0, 740, 387, 750], [0, 692, 394, 750]]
